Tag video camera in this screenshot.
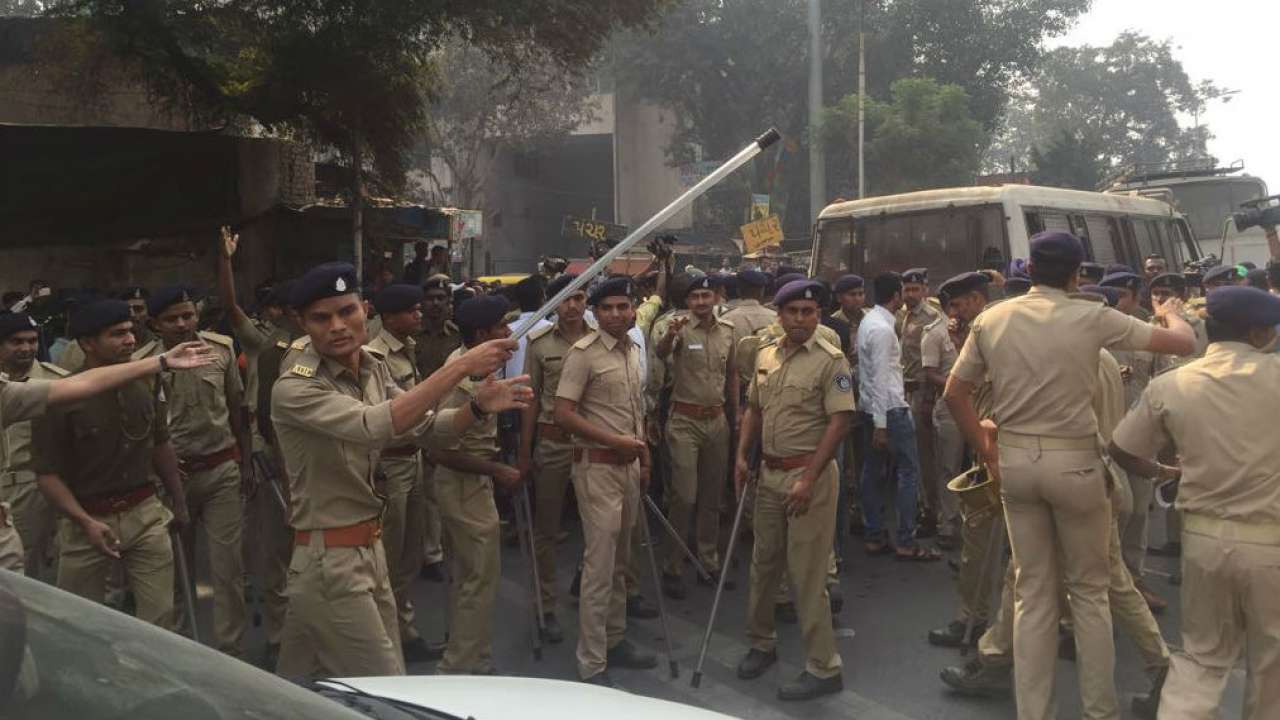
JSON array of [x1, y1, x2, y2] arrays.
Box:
[[646, 233, 677, 261], [1232, 195, 1280, 232]]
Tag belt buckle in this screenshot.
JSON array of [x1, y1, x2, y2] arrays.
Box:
[[110, 497, 130, 512]]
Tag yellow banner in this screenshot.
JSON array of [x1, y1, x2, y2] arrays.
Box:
[[741, 215, 783, 254]]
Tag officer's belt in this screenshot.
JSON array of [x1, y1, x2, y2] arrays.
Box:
[[762, 453, 812, 471], [79, 484, 155, 516], [537, 422, 571, 443], [1185, 512, 1280, 546], [997, 431, 1097, 452], [382, 445, 420, 458], [573, 448, 635, 466], [295, 518, 383, 549], [0, 469, 37, 486], [671, 401, 724, 420], [179, 445, 239, 473]]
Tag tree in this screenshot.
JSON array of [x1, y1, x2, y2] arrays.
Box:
[[1029, 129, 1104, 190], [823, 77, 985, 195]]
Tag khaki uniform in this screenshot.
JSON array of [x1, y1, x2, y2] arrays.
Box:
[[32, 375, 175, 629], [1113, 342, 1280, 718], [55, 323, 154, 373], [433, 346, 502, 674], [0, 376, 55, 573], [919, 316, 962, 539], [896, 300, 944, 519], [416, 321, 461, 568], [951, 286, 1154, 720], [1, 360, 69, 578], [722, 300, 777, 388], [271, 344, 460, 678], [366, 329, 428, 646], [1149, 306, 1209, 549], [524, 321, 581, 608], [1109, 342, 1156, 577], [557, 330, 645, 679], [745, 332, 854, 680], [663, 315, 734, 576]]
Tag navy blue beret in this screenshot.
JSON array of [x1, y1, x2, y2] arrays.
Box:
[[902, 268, 928, 285], [588, 277, 634, 306], [774, 272, 805, 289], [1079, 262, 1106, 281], [834, 274, 864, 294], [268, 279, 296, 307], [1206, 286, 1280, 328], [776, 265, 806, 278], [938, 272, 990, 301], [547, 273, 580, 299], [1004, 276, 1032, 294], [118, 286, 149, 302], [685, 274, 719, 298], [70, 299, 132, 339], [1246, 268, 1270, 290], [454, 294, 511, 333], [147, 286, 196, 317], [1203, 265, 1242, 286], [1029, 231, 1085, 266], [1150, 272, 1186, 291], [1100, 272, 1142, 292], [737, 270, 768, 288], [0, 312, 38, 340], [291, 262, 358, 310], [1079, 284, 1120, 307], [374, 284, 424, 315], [772, 279, 827, 307], [719, 273, 738, 292], [1105, 263, 1134, 275]]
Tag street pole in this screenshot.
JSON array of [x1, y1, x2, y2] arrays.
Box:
[[808, 0, 826, 220], [857, 0, 866, 199]]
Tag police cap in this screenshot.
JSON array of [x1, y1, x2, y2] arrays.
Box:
[[774, 272, 806, 288], [147, 286, 196, 318], [737, 270, 769, 288], [772, 279, 827, 308], [1079, 284, 1120, 308], [1202, 265, 1241, 286], [69, 299, 132, 339], [373, 284, 424, 315], [1008, 258, 1029, 278], [268, 279, 296, 307], [1105, 263, 1135, 275], [1004, 276, 1032, 294], [685, 274, 719, 298], [454, 295, 511, 333], [1099, 272, 1142, 292], [0, 312, 38, 341], [290, 262, 358, 310], [546, 273, 580, 299], [1029, 231, 1085, 266], [1079, 262, 1106, 282], [424, 274, 452, 293], [588, 277, 634, 306], [902, 268, 928, 285], [833, 274, 864, 294], [938, 272, 990, 302], [119, 286, 149, 302], [1206, 286, 1280, 328], [1149, 272, 1186, 291]]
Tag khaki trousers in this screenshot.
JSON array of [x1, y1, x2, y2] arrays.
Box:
[[909, 388, 938, 514], [179, 459, 246, 656], [746, 462, 842, 679], [956, 506, 1000, 624], [1120, 474, 1153, 577], [1158, 522, 1280, 720], [57, 494, 175, 630], [573, 455, 640, 679], [1, 473, 56, 579], [421, 460, 445, 566], [251, 444, 292, 647], [377, 454, 426, 643], [0, 502, 25, 572], [435, 467, 500, 674], [664, 412, 730, 575], [932, 405, 964, 538], [999, 442, 1116, 720], [276, 533, 404, 678], [533, 438, 574, 608]]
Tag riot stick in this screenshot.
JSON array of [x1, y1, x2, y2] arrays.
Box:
[[510, 128, 781, 340], [171, 529, 200, 644], [519, 483, 548, 653], [640, 501, 679, 679], [511, 481, 544, 660], [642, 495, 713, 582], [690, 479, 750, 688]]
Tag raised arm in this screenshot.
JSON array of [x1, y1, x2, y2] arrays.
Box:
[[46, 342, 214, 407]]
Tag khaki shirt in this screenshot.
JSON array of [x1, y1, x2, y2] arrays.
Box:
[[951, 286, 1153, 438], [557, 330, 644, 447], [271, 345, 460, 530], [135, 332, 241, 458], [748, 333, 855, 459], [1113, 342, 1280, 525], [524, 321, 584, 426], [1, 361, 68, 478], [635, 294, 664, 338], [919, 316, 957, 377], [646, 309, 687, 415], [1150, 308, 1208, 377], [668, 315, 735, 407], [895, 300, 942, 384], [32, 376, 167, 498], [438, 347, 498, 459], [57, 324, 154, 373], [231, 314, 290, 414], [0, 377, 50, 432], [722, 300, 777, 344], [367, 328, 420, 393], [415, 321, 462, 380], [1093, 350, 1126, 443]]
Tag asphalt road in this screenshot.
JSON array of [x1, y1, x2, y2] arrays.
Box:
[[200, 501, 1243, 720]]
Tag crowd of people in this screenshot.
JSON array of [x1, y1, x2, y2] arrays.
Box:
[[2, 223, 1279, 719]]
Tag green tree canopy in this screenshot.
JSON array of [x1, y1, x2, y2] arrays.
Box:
[[1028, 129, 1104, 190]]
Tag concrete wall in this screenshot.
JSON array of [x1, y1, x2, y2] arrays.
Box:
[[613, 93, 693, 231]]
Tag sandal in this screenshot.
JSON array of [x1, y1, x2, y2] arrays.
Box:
[[895, 545, 943, 562], [864, 540, 892, 556]]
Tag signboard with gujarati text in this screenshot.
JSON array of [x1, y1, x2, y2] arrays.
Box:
[[740, 215, 784, 254], [561, 215, 629, 244]]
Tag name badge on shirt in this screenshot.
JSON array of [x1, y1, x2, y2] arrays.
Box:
[[688, 343, 705, 350]]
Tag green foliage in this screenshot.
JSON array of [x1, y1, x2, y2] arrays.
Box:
[[1029, 129, 1103, 190]]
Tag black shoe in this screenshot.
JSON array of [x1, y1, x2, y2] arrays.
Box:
[[570, 565, 582, 598], [928, 620, 986, 648], [582, 670, 615, 687], [661, 572, 688, 600], [419, 561, 445, 582], [828, 584, 844, 614], [606, 639, 657, 670], [403, 637, 446, 663], [1058, 635, 1076, 662], [626, 594, 659, 620], [696, 570, 735, 590], [540, 613, 564, 645], [1131, 665, 1167, 720], [1149, 541, 1182, 558], [916, 513, 939, 539], [777, 671, 843, 701], [940, 657, 1013, 696], [735, 648, 778, 679], [775, 601, 798, 624]]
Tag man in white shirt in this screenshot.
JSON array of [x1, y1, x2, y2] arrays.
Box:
[[505, 277, 553, 381], [856, 273, 939, 561]]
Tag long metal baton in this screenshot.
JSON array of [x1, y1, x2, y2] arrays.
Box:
[[520, 483, 547, 651], [510, 128, 781, 340], [171, 529, 200, 644], [642, 495, 713, 582], [640, 501, 679, 679], [511, 483, 544, 660], [691, 481, 750, 688]]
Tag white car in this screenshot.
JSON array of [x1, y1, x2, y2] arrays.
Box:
[[0, 570, 736, 720]]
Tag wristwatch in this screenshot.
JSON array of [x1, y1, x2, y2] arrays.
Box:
[[158, 354, 170, 373]]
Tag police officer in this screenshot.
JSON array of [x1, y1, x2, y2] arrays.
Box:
[[417, 274, 461, 580], [656, 275, 737, 599], [56, 286, 157, 373], [1111, 286, 1280, 718], [896, 268, 944, 536], [32, 300, 217, 627], [367, 283, 440, 663], [0, 312, 68, 578], [734, 279, 854, 701], [722, 270, 777, 354], [270, 262, 528, 678], [921, 280, 964, 548], [554, 277, 657, 686], [1079, 261, 1106, 285], [432, 294, 523, 675], [519, 273, 591, 644], [1201, 264, 1244, 291], [943, 232, 1195, 719]]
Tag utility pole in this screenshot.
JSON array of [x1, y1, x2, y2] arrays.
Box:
[[857, 0, 866, 199], [808, 0, 826, 221]]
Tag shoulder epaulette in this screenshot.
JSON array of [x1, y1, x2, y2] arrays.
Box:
[[757, 335, 781, 349], [815, 336, 844, 359], [445, 321, 460, 334], [275, 339, 290, 350], [290, 337, 311, 351], [198, 330, 235, 349], [364, 344, 387, 360], [527, 323, 555, 342], [39, 361, 71, 377], [132, 339, 160, 360], [572, 331, 600, 350], [716, 316, 735, 329], [289, 350, 319, 378]]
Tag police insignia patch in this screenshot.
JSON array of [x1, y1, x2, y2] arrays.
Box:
[[834, 374, 852, 392], [291, 363, 315, 378]]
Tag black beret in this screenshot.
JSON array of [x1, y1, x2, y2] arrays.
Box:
[[774, 272, 805, 288], [1029, 231, 1085, 266], [1202, 265, 1242, 286], [938, 272, 990, 301], [269, 279, 296, 307], [118, 286, 149, 302], [834, 274, 864, 293], [1149, 272, 1186, 291], [1207, 286, 1280, 328], [1105, 263, 1134, 275], [737, 270, 768, 288], [546, 273, 580, 299], [772, 279, 827, 307], [147, 286, 196, 317], [1079, 284, 1120, 307], [902, 268, 928, 285], [1004, 276, 1032, 294], [1246, 267, 1270, 289], [685, 274, 718, 298], [1079, 262, 1106, 281], [373, 284, 424, 315], [719, 274, 738, 293], [1099, 272, 1142, 292], [70, 299, 131, 339], [0, 312, 38, 340], [291, 262, 358, 310], [455, 294, 511, 333], [588, 277, 635, 306]]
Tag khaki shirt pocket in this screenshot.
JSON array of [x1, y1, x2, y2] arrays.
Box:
[[777, 377, 819, 407]]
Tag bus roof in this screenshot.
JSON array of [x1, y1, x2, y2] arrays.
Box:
[[817, 184, 1179, 221]]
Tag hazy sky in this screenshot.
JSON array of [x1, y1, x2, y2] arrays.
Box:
[[1051, 0, 1278, 193]]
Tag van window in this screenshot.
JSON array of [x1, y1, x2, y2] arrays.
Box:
[[1082, 214, 1121, 265], [853, 205, 1006, 288], [814, 217, 855, 280]]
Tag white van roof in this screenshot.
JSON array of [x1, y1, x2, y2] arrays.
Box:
[[818, 184, 1178, 220]]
